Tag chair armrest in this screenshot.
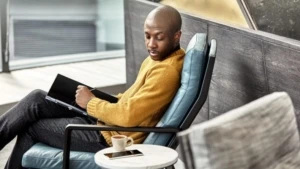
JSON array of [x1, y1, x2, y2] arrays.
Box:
[[63, 124, 180, 169]]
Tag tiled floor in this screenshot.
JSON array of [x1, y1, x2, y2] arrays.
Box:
[[0, 58, 126, 168]]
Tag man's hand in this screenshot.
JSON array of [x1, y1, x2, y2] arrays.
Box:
[[75, 85, 95, 109]]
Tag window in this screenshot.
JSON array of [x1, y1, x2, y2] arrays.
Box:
[[1, 0, 125, 71]]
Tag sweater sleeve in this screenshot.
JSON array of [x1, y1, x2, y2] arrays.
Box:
[[87, 64, 180, 127], [115, 93, 123, 100]]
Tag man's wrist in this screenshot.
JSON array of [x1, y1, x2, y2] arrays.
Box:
[[86, 96, 96, 109]]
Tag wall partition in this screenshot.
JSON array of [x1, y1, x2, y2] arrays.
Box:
[[125, 0, 300, 127]]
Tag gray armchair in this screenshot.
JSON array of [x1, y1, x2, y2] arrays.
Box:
[[178, 92, 300, 169]]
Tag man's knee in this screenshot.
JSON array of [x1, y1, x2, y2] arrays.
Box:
[[26, 89, 46, 102]]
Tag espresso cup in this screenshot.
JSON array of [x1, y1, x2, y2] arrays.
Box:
[[111, 135, 134, 151]]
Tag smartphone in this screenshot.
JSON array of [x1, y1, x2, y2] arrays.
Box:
[[103, 149, 143, 159]]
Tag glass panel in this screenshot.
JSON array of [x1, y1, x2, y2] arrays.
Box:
[[157, 0, 249, 28], [8, 0, 125, 70], [238, 0, 300, 41], [152, 0, 300, 41]]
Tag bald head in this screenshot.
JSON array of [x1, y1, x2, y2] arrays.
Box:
[[146, 5, 182, 34], [144, 5, 182, 61]]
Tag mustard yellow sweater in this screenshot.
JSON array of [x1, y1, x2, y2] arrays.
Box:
[[87, 48, 185, 146]]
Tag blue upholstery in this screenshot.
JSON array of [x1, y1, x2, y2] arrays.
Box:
[[143, 33, 208, 145], [22, 33, 209, 169], [22, 143, 100, 169]]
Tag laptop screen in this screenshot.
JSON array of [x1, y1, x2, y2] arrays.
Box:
[[47, 74, 89, 108], [47, 74, 118, 111]]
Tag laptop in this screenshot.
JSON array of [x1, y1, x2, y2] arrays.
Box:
[[46, 74, 118, 116]]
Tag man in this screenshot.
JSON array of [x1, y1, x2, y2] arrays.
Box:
[[0, 5, 184, 169]]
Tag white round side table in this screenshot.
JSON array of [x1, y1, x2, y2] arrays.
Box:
[[94, 144, 178, 169]]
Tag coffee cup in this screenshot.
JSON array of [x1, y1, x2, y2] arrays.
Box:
[[111, 135, 134, 151]]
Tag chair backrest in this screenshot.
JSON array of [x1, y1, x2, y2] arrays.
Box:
[[178, 92, 300, 169], [143, 33, 217, 149]]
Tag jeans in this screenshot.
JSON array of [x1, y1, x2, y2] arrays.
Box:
[[0, 89, 108, 169]]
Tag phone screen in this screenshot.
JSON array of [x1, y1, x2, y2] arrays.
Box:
[[104, 149, 143, 159]]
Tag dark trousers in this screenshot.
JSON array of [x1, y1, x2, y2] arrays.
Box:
[[0, 89, 108, 169]]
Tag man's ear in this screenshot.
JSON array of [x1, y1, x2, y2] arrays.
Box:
[[174, 30, 182, 47], [175, 31, 182, 41]]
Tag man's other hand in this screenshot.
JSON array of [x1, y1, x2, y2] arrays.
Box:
[[75, 85, 96, 109]]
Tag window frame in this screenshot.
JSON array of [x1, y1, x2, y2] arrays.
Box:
[[0, 0, 9, 72]]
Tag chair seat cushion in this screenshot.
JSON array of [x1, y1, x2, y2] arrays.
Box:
[[22, 143, 101, 169]]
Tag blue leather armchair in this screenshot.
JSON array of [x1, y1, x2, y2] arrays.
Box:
[[21, 33, 217, 169]]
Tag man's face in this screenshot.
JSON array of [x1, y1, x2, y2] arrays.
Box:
[[144, 18, 179, 61]]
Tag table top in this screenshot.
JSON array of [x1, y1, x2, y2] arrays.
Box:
[[94, 144, 178, 169]]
